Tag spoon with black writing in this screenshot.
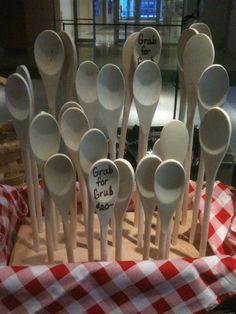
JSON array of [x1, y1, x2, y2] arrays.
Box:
[[88, 159, 119, 261]]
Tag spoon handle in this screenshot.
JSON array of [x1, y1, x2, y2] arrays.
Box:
[[70, 187, 77, 249], [109, 137, 116, 161], [178, 69, 186, 122], [118, 90, 132, 158], [115, 218, 123, 260], [88, 198, 94, 261], [44, 188, 55, 263], [155, 212, 161, 246], [30, 154, 43, 233], [189, 154, 205, 244], [182, 112, 195, 225], [171, 192, 184, 245], [158, 227, 167, 260], [143, 216, 152, 260], [63, 219, 75, 263], [199, 180, 214, 257], [23, 148, 40, 252], [100, 218, 110, 261]]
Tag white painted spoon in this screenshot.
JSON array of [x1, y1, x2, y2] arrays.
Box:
[[16, 65, 43, 233], [152, 138, 162, 159], [177, 28, 198, 122], [114, 158, 135, 260], [60, 107, 89, 244], [76, 61, 99, 128], [79, 128, 108, 261], [190, 22, 212, 39], [16, 65, 34, 100], [133, 27, 162, 66], [118, 32, 139, 158], [133, 60, 162, 247], [59, 31, 77, 102], [190, 64, 229, 244], [34, 30, 64, 116], [88, 158, 119, 261], [181, 33, 214, 225], [58, 100, 84, 123], [136, 155, 162, 260], [157, 120, 189, 245], [154, 159, 185, 259], [199, 107, 231, 256], [5, 73, 39, 251], [97, 64, 125, 160], [30, 111, 61, 262], [133, 60, 162, 159], [44, 153, 76, 262]]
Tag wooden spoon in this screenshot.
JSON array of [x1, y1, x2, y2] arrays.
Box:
[[79, 128, 108, 261], [152, 138, 162, 159], [157, 120, 189, 245], [190, 64, 229, 244], [97, 64, 125, 160], [154, 159, 185, 259], [181, 33, 214, 225], [34, 30, 64, 116], [5, 73, 39, 251], [58, 101, 84, 122], [114, 158, 135, 260], [76, 61, 99, 128], [133, 60, 162, 247], [199, 107, 231, 256], [118, 32, 139, 158], [190, 22, 212, 39], [59, 31, 77, 102], [16, 65, 43, 233], [60, 107, 89, 244], [133, 27, 162, 66], [136, 155, 162, 259], [44, 153, 76, 262], [16, 65, 34, 99], [88, 158, 119, 261], [177, 28, 198, 122], [30, 111, 61, 262], [133, 60, 162, 159]]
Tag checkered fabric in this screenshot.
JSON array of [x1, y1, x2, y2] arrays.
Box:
[[0, 184, 28, 265], [1, 256, 236, 313], [189, 180, 236, 256]]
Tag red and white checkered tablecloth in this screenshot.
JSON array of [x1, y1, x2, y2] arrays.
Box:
[[1, 182, 236, 313], [0, 256, 236, 313], [189, 180, 236, 256], [0, 184, 28, 265]]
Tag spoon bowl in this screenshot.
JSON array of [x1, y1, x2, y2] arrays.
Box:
[[76, 61, 99, 127], [44, 153, 76, 262], [189, 64, 229, 244], [6, 73, 39, 251], [59, 31, 77, 101], [97, 64, 125, 160], [114, 158, 135, 260], [88, 158, 119, 260], [34, 30, 64, 115], [136, 155, 162, 259], [30, 111, 61, 174], [154, 159, 185, 259], [133, 27, 162, 66], [199, 107, 231, 256], [159, 120, 189, 164], [79, 128, 108, 261], [118, 32, 139, 158], [197, 64, 229, 117], [190, 22, 212, 39]]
